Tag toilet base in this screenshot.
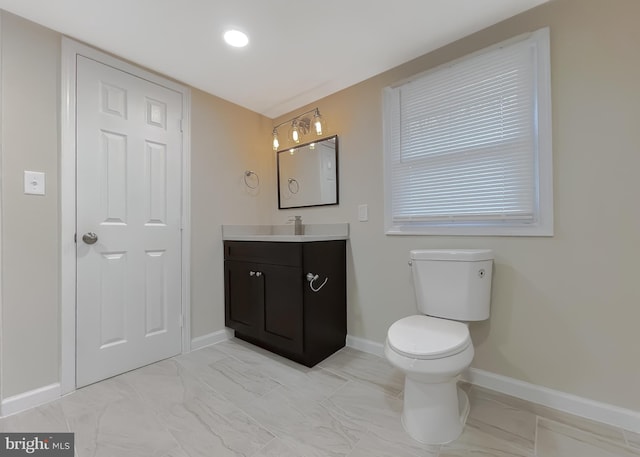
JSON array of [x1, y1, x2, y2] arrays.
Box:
[[401, 376, 470, 445]]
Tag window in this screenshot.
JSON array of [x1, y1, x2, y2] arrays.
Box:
[[383, 28, 552, 236]]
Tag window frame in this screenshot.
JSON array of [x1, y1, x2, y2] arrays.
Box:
[[383, 28, 553, 237]]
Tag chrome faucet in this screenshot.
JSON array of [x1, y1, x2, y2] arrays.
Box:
[[290, 215, 304, 235]]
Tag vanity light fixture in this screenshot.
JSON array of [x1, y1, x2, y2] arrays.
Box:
[[271, 107, 326, 150]]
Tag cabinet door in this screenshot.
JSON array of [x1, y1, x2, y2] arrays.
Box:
[[260, 264, 304, 354], [224, 260, 262, 338], [302, 241, 347, 363]]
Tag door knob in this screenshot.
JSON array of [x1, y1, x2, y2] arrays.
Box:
[[82, 232, 98, 245]]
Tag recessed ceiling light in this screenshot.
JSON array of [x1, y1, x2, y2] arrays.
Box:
[[223, 29, 249, 48]]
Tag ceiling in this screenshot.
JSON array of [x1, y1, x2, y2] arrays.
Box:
[[0, 0, 549, 118]]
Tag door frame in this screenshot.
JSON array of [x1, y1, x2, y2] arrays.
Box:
[[60, 38, 191, 395]]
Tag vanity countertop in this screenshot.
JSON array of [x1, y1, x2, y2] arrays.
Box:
[[222, 223, 349, 242]]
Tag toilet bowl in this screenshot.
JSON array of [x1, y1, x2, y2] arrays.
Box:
[[385, 315, 474, 444], [385, 249, 493, 444]]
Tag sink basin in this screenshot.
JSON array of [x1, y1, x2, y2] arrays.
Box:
[[222, 223, 349, 242]]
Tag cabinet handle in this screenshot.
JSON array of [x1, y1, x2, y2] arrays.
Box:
[[255, 271, 262, 277], [249, 271, 263, 277], [249, 271, 256, 276]]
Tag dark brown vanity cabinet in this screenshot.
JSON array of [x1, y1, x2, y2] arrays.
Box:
[[224, 240, 346, 367]]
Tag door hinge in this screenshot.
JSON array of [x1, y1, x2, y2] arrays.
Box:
[[179, 313, 183, 328], [74, 233, 77, 243], [179, 119, 184, 133]]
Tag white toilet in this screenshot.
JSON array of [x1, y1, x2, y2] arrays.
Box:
[[384, 249, 493, 445]]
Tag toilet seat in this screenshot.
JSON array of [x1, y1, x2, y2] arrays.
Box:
[[387, 315, 471, 360]]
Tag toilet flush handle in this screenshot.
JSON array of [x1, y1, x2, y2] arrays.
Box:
[[408, 260, 412, 266]]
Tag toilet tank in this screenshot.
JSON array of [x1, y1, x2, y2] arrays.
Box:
[[410, 249, 493, 321]]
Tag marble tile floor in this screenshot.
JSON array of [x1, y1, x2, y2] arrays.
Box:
[[1, 339, 639, 457]]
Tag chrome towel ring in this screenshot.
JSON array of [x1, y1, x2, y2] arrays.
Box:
[[288, 177, 299, 194], [244, 170, 260, 189]]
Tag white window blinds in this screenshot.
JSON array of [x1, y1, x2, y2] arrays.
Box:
[[384, 28, 552, 235]]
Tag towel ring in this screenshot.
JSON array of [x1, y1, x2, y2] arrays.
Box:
[[288, 178, 299, 194], [244, 170, 259, 189]]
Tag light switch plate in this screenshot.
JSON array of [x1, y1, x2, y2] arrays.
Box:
[[24, 171, 45, 195], [358, 204, 369, 222]]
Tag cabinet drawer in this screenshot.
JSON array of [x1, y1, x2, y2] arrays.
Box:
[[224, 241, 302, 267]]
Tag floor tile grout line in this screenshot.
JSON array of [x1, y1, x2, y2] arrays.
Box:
[[230, 385, 293, 444], [316, 365, 358, 386], [469, 383, 539, 416], [314, 367, 352, 400], [471, 382, 636, 451], [536, 414, 640, 454], [316, 364, 404, 398], [213, 340, 321, 392], [316, 376, 437, 457], [316, 379, 380, 438], [152, 351, 401, 457], [114, 364, 228, 457], [213, 343, 353, 403], [248, 436, 278, 457], [622, 429, 640, 451], [533, 414, 540, 457], [174, 353, 253, 405], [8, 344, 639, 457]]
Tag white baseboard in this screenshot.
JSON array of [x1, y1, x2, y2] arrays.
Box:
[[346, 334, 640, 433], [462, 367, 640, 433], [1, 383, 60, 418], [190, 328, 233, 351], [346, 334, 385, 357], [0, 331, 232, 418]]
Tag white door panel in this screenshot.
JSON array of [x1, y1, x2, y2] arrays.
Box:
[[76, 56, 182, 387]]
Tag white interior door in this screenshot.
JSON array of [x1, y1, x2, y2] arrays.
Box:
[[76, 55, 183, 387]]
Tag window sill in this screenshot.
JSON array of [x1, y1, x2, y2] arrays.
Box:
[[385, 223, 553, 237]]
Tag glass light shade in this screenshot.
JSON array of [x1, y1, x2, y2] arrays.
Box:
[[313, 109, 325, 135], [272, 130, 279, 151], [290, 120, 301, 144]]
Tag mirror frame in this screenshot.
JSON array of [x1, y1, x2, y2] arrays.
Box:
[[277, 135, 339, 209]]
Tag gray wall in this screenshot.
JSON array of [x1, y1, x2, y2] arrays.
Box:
[[271, 0, 640, 411], [0, 11, 272, 398], [1, 13, 60, 398], [2, 0, 640, 415], [190, 88, 273, 339]]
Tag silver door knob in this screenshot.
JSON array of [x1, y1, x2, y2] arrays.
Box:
[[82, 232, 98, 245]]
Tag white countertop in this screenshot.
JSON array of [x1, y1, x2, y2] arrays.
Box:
[[222, 223, 349, 242]]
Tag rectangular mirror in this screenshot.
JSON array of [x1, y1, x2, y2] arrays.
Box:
[[277, 135, 338, 209]]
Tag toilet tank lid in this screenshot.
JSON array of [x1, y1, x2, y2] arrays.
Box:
[[410, 249, 493, 261]]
